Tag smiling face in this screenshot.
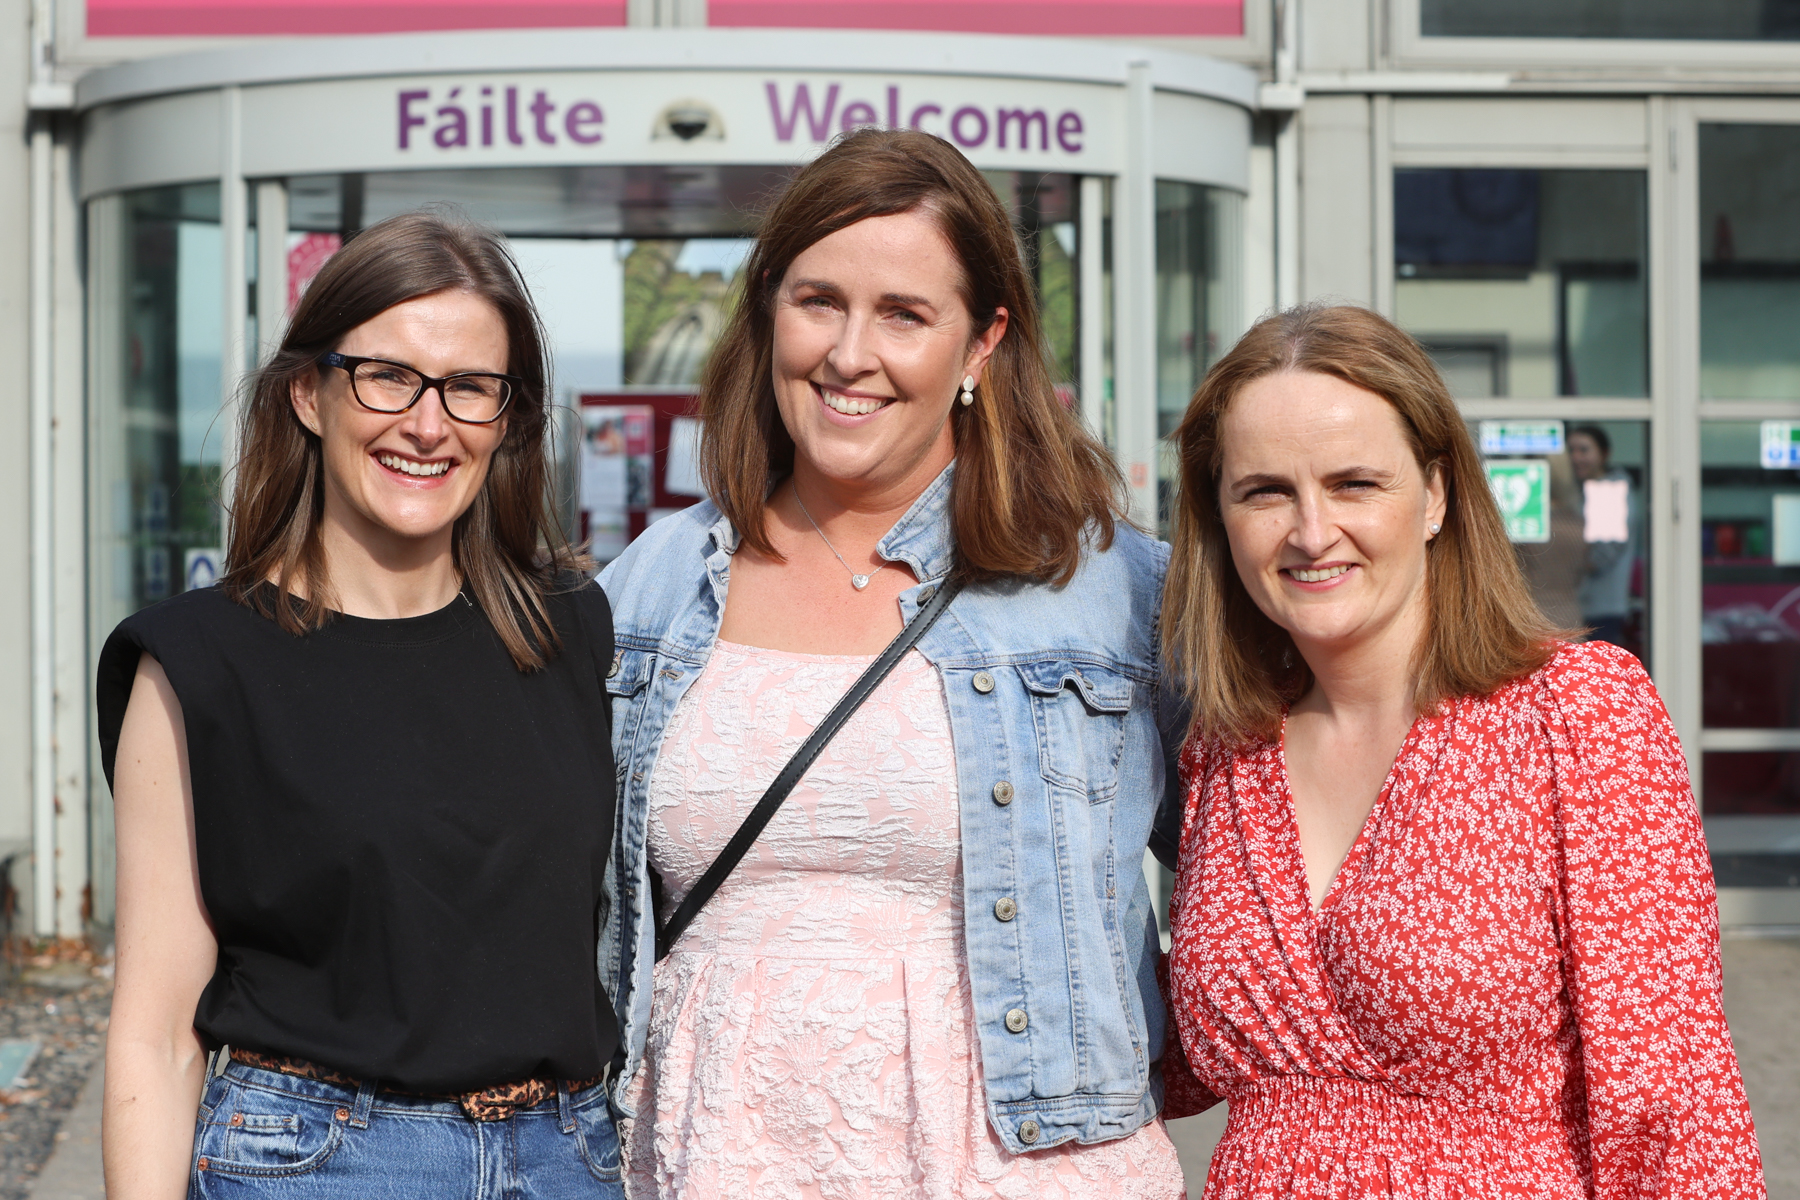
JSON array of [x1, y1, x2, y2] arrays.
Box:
[[770, 210, 1007, 503], [291, 289, 511, 559], [1218, 370, 1447, 662]]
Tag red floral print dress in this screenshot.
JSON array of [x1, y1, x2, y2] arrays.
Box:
[[1163, 642, 1765, 1199]]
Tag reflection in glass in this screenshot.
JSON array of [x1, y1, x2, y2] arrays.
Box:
[[285, 167, 1089, 399], [1699, 124, 1800, 398], [1475, 420, 1649, 664], [1395, 169, 1647, 398], [1702, 755, 1800, 888], [510, 238, 627, 395], [621, 239, 754, 387], [1701, 422, 1800, 728], [286, 166, 795, 240], [1424, 0, 1800, 39], [985, 172, 1082, 389], [1156, 181, 1240, 435], [1155, 182, 1242, 533], [89, 184, 226, 639]]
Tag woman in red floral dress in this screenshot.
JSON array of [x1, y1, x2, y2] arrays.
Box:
[[1156, 304, 1765, 1199]]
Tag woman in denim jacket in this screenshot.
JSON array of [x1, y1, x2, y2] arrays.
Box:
[[599, 129, 1188, 1197]]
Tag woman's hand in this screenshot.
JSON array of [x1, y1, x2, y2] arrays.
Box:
[[103, 656, 218, 1200]]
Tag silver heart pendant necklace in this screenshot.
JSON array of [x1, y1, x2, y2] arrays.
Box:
[[794, 488, 882, 591]]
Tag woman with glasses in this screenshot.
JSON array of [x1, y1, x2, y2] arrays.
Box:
[[96, 211, 624, 1199]]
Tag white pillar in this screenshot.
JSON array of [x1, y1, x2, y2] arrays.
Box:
[[1078, 174, 1108, 442], [256, 180, 290, 363], [29, 112, 54, 938], [220, 87, 248, 529], [51, 129, 88, 938], [1116, 62, 1159, 528], [1273, 0, 1301, 310]]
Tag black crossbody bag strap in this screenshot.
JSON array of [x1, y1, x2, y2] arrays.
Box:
[[655, 576, 965, 961]]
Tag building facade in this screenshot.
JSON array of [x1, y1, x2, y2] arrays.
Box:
[[4, 0, 1800, 941]]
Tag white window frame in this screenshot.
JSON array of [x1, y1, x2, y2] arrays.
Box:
[[1389, 0, 1800, 73], [1676, 97, 1800, 789]]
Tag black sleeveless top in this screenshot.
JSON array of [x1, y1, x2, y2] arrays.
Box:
[[95, 583, 619, 1093]]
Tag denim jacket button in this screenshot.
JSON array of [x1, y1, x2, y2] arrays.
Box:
[[1019, 1119, 1041, 1144], [972, 671, 995, 693], [917, 585, 937, 605], [992, 781, 1014, 805], [994, 897, 1017, 921], [607, 651, 622, 679], [1005, 1007, 1028, 1033]]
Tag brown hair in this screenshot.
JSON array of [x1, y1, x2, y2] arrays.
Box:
[[697, 127, 1124, 584], [1164, 303, 1563, 743], [220, 209, 587, 671]]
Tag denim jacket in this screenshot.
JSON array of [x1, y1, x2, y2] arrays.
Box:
[[596, 466, 1186, 1153]]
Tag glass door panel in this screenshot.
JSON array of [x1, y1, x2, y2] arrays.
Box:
[[1700, 421, 1800, 727], [1699, 411, 1800, 889], [1472, 419, 1650, 662], [1396, 169, 1648, 399], [1703, 751, 1800, 885], [1154, 180, 1243, 535], [89, 183, 226, 640], [1699, 124, 1800, 398]]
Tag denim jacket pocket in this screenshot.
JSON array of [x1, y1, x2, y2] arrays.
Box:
[[1017, 659, 1135, 801]]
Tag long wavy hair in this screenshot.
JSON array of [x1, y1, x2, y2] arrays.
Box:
[[1164, 304, 1564, 743], [220, 209, 586, 670], [697, 127, 1125, 585]]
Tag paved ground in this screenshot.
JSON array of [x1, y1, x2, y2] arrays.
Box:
[[0, 967, 110, 1200], [18, 937, 1800, 1198]]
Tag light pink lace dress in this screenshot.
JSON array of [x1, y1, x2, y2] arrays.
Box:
[[622, 640, 1185, 1199]]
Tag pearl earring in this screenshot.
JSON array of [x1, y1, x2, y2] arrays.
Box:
[[1429, 523, 1441, 535], [960, 375, 975, 407]]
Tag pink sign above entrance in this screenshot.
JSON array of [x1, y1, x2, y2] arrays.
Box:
[[87, 0, 626, 37], [86, 0, 1236, 37], [710, 0, 1242, 36]]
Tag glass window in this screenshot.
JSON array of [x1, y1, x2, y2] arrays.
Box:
[[615, 239, 753, 387], [1395, 169, 1647, 399], [986, 172, 1082, 392], [1701, 421, 1800, 728], [1702, 755, 1800, 888], [1699, 124, 1800, 399], [1423, 0, 1800, 40], [1474, 419, 1649, 662], [1702, 418, 1800, 891], [286, 166, 794, 240], [1156, 181, 1242, 531], [89, 184, 225, 636], [289, 167, 1087, 396], [1156, 181, 1240, 436]]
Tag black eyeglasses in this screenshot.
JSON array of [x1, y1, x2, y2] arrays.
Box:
[[318, 352, 521, 425]]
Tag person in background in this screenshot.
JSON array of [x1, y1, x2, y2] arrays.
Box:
[[97, 211, 624, 1200], [1158, 304, 1763, 1199], [1568, 423, 1636, 648], [599, 128, 1187, 1197]]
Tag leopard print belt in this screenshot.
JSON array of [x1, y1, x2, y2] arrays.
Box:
[[228, 1048, 605, 1123]]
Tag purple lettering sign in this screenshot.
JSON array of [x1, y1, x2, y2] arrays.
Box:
[[397, 83, 606, 151], [764, 81, 1084, 157], [396, 81, 1082, 159]]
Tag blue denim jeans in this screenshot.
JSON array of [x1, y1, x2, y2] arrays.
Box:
[[188, 1062, 624, 1199]]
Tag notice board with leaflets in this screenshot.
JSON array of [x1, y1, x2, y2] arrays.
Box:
[[577, 392, 704, 562]]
